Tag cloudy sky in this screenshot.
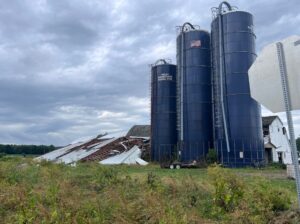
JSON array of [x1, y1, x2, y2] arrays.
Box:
[[1, 0, 299, 146]]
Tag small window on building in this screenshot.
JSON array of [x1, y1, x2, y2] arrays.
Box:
[[278, 128, 280, 132], [239, 151, 244, 159], [282, 127, 286, 135]]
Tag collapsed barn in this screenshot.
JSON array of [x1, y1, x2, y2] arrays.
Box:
[[36, 126, 150, 165]]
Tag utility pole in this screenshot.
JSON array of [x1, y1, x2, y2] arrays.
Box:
[[276, 42, 300, 208]]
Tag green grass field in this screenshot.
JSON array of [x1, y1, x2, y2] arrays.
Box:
[[0, 157, 299, 223]]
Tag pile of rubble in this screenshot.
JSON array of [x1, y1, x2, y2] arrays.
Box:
[[36, 130, 150, 166]]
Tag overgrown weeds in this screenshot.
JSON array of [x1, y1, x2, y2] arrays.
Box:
[[208, 165, 293, 223], [208, 165, 244, 212], [0, 158, 297, 224]]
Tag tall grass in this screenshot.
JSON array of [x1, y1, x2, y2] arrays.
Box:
[[0, 157, 299, 224]]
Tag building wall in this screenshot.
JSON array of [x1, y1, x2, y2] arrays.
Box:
[[269, 118, 292, 164], [272, 148, 279, 162]]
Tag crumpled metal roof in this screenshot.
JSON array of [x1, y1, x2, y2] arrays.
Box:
[[100, 145, 148, 165], [35, 134, 149, 165], [56, 138, 116, 164]]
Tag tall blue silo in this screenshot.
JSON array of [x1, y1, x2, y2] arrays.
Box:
[[151, 59, 177, 162], [211, 2, 264, 167], [177, 23, 213, 163]]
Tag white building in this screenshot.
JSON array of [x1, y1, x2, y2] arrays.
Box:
[[263, 116, 292, 164]]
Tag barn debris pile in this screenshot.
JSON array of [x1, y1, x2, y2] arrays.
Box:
[[36, 126, 150, 165], [100, 145, 148, 165]]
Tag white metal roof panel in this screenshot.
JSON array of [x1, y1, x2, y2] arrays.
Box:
[[100, 145, 148, 165], [35, 141, 85, 161]]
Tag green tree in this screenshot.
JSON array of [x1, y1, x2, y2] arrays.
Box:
[[0, 144, 57, 155]]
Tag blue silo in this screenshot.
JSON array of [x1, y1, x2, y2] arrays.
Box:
[[151, 59, 177, 162], [177, 23, 213, 163], [211, 2, 264, 167]]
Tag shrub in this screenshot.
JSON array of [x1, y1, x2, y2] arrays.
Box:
[[251, 183, 291, 212], [237, 181, 292, 223], [268, 162, 286, 169], [206, 149, 218, 164], [269, 188, 291, 212], [208, 166, 244, 212]]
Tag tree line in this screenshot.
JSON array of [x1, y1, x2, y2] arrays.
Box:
[[0, 138, 299, 156], [0, 144, 56, 155]]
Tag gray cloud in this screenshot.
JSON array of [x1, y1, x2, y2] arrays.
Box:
[[1, 0, 299, 145]]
